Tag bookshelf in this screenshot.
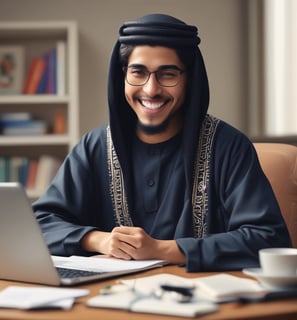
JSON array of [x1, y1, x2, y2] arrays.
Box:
[[0, 21, 79, 199]]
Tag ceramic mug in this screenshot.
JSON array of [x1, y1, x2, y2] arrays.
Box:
[[259, 248, 297, 277]]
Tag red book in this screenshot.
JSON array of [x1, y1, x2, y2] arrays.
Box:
[[26, 159, 38, 190], [53, 111, 66, 134], [23, 58, 46, 94]]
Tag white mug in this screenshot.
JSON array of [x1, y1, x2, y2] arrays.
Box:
[[259, 248, 297, 277]]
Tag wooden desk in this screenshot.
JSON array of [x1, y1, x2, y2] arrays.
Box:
[[0, 265, 297, 320]]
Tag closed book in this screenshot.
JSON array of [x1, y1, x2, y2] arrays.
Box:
[[53, 111, 66, 134], [36, 59, 48, 94], [26, 159, 38, 190], [45, 48, 57, 94], [0, 112, 32, 122], [2, 120, 48, 136], [35, 155, 62, 192], [18, 158, 29, 186], [56, 41, 66, 95], [119, 273, 269, 304], [23, 58, 46, 94], [9, 157, 23, 183], [0, 157, 7, 182]]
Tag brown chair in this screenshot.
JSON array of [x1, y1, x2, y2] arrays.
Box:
[[254, 143, 297, 247]]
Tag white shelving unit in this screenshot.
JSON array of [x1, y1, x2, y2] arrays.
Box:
[[0, 21, 79, 199]]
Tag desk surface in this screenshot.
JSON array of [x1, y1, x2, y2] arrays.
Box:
[[0, 265, 297, 320]]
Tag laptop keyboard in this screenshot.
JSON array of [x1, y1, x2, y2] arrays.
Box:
[[56, 267, 102, 279]]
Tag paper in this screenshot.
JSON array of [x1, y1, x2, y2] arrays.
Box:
[[120, 273, 194, 295], [0, 286, 89, 309], [119, 273, 269, 302], [52, 255, 168, 273], [87, 273, 218, 317], [194, 273, 268, 301], [87, 291, 218, 317]]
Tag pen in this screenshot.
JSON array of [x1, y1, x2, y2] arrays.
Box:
[[156, 284, 194, 303]]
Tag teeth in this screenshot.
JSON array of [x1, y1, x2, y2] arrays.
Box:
[[141, 100, 164, 110]]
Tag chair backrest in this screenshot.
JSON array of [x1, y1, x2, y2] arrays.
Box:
[[253, 143, 297, 247]]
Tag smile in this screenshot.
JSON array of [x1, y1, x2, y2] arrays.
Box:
[[139, 99, 168, 110]]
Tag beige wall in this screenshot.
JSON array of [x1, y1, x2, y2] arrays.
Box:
[[0, 0, 249, 137]]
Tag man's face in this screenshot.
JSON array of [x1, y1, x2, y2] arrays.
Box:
[[124, 45, 187, 142]]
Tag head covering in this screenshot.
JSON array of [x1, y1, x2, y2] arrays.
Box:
[[119, 14, 200, 47], [107, 13, 210, 203]]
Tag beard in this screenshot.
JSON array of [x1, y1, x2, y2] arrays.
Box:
[[136, 116, 171, 135]]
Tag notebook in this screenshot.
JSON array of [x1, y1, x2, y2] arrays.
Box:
[[0, 182, 167, 286]]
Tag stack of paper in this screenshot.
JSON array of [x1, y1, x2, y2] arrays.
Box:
[[88, 290, 218, 318], [0, 286, 89, 310], [87, 272, 271, 317]]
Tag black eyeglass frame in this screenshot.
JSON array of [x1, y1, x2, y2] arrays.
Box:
[[123, 65, 186, 87]]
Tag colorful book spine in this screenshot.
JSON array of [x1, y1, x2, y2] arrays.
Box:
[[56, 41, 66, 95], [36, 58, 48, 94], [23, 58, 46, 94], [45, 48, 57, 94], [0, 156, 62, 192], [26, 159, 38, 190]]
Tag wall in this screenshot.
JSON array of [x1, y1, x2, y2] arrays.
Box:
[[0, 0, 248, 137]]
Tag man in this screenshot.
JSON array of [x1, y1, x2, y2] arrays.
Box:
[[33, 14, 291, 272]]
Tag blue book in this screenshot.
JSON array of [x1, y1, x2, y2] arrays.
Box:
[[45, 48, 57, 94], [37, 56, 48, 94]]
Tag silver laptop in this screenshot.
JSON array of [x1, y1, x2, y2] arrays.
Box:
[[0, 182, 166, 286]]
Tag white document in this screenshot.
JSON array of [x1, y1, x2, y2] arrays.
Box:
[[52, 255, 168, 273], [87, 291, 218, 318], [0, 286, 89, 309], [119, 273, 268, 302], [87, 273, 218, 317], [194, 273, 268, 301]]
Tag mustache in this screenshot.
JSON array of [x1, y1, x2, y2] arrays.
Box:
[[138, 94, 166, 100]]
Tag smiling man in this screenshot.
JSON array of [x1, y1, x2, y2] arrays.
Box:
[[33, 14, 291, 272], [124, 46, 186, 142]]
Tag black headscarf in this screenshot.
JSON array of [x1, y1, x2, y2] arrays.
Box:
[[107, 13, 210, 204]]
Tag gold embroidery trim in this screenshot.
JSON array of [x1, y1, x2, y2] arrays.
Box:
[[106, 126, 133, 226], [107, 115, 219, 234], [192, 115, 219, 238]]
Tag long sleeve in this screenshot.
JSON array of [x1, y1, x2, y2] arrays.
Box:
[[33, 126, 114, 256], [177, 122, 291, 272]]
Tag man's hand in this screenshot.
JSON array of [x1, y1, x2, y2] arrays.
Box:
[[81, 226, 186, 264], [107, 226, 159, 260]]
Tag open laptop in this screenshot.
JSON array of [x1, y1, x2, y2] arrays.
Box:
[[0, 182, 167, 286]]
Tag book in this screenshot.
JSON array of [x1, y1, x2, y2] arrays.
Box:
[[87, 272, 218, 317], [56, 41, 66, 95], [23, 57, 46, 94], [26, 159, 38, 190], [35, 155, 62, 192], [0, 112, 32, 122], [8, 157, 24, 183], [45, 48, 57, 94], [53, 111, 66, 134], [0, 157, 7, 182], [36, 58, 48, 94], [18, 157, 29, 186], [117, 273, 269, 303], [1, 120, 48, 136], [88, 291, 218, 318], [0, 157, 30, 185]]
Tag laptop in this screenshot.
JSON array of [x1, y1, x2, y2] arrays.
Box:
[[0, 182, 167, 286]]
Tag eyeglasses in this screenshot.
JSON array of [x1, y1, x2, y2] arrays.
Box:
[[123, 65, 186, 87]]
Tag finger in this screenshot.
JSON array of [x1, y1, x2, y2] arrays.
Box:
[[118, 240, 138, 258], [112, 226, 135, 234], [109, 246, 133, 260]]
